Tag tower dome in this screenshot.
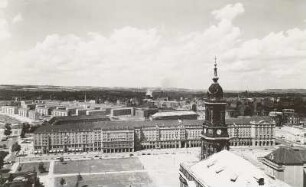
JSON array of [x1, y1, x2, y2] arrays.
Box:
[[207, 57, 223, 100]]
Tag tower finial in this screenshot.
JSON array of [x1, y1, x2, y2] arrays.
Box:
[[213, 56, 219, 82]]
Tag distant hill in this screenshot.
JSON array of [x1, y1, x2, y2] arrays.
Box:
[[264, 89, 306, 94], [0, 84, 204, 92]]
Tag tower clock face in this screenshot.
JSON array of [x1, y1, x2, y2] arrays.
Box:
[[216, 129, 222, 135]]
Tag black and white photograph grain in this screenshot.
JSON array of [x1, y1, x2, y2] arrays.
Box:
[[0, 0, 305, 187]]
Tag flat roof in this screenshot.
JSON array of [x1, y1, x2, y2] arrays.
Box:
[[151, 111, 198, 117]]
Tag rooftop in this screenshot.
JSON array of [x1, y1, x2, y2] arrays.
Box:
[[48, 115, 110, 125], [36, 116, 275, 133], [226, 116, 274, 125], [151, 111, 198, 118], [34, 120, 203, 133], [181, 150, 291, 187], [264, 146, 306, 165]]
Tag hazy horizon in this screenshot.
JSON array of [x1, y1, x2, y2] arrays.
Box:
[[1, 83, 306, 92], [0, 0, 305, 90]]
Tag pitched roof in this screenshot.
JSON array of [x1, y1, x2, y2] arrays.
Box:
[[265, 146, 306, 165], [182, 150, 291, 187], [34, 120, 203, 133], [48, 115, 110, 125]]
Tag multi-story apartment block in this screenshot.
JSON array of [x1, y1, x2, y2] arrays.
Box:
[[1, 106, 18, 115], [227, 116, 275, 147], [18, 108, 29, 117], [34, 123, 135, 154], [51, 107, 77, 117], [51, 109, 69, 117], [102, 129, 134, 153], [34, 120, 202, 154], [110, 107, 134, 117], [28, 110, 40, 120], [33, 116, 275, 154], [86, 109, 107, 116], [35, 105, 53, 116], [134, 121, 202, 149]]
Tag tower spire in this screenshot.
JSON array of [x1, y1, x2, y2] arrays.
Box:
[[213, 56, 219, 83]]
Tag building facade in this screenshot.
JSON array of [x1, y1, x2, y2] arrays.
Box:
[[35, 105, 53, 116], [33, 120, 203, 154], [51, 109, 69, 117], [33, 116, 275, 154], [18, 108, 29, 117], [110, 107, 134, 117], [34, 124, 135, 154], [261, 147, 306, 187], [134, 122, 202, 149], [28, 110, 40, 120], [227, 117, 275, 147], [1, 106, 18, 115]]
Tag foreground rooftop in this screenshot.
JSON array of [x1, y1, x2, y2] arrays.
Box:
[[181, 150, 291, 187]]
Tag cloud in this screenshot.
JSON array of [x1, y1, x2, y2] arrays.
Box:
[[224, 28, 306, 70], [0, 3, 305, 90], [0, 19, 10, 41], [0, 0, 10, 41], [0, 0, 7, 9], [12, 13, 23, 24], [212, 3, 244, 21]]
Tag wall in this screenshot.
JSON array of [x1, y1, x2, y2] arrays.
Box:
[[284, 165, 304, 187]]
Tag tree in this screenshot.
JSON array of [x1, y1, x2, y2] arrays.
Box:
[[0, 151, 8, 169], [35, 177, 45, 187], [20, 123, 31, 138], [60, 178, 66, 186], [77, 173, 83, 181], [4, 123, 12, 137], [17, 165, 22, 172], [75, 173, 83, 187], [8, 174, 14, 182], [59, 157, 64, 162], [11, 142, 21, 152], [38, 162, 46, 173], [20, 130, 25, 138], [0, 158, 3, 169], [23, 123, 31, 133]]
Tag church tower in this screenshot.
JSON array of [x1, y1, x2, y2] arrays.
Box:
[[200, 57, 230, 160]]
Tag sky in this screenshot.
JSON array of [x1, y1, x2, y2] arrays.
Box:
[[0, 0, 305, 90]]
